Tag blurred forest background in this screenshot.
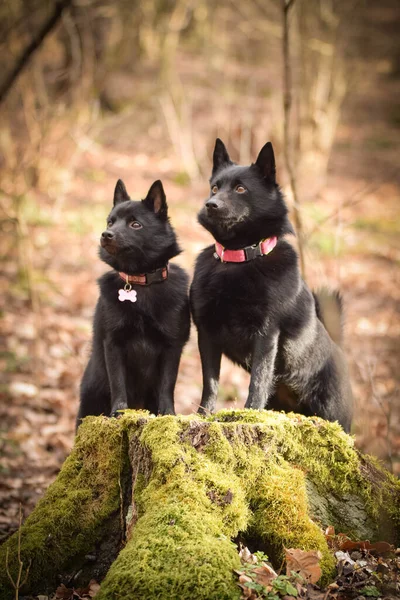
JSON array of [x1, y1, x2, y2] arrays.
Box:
[[0, 0, 399, 541]]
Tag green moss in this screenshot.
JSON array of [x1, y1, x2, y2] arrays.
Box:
[[97, 416, 243, 599], [100, 411, 354, 596], [0, 416, 127, 598], [99, 510, 240, 599], [209, 408, 277, 424], [210, 409, 399, 533], [1, 410, 398, 599], [359, 454, 400, 537], [247, 461, 335, 583]]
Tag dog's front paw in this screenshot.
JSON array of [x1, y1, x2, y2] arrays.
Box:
[[198, 397, 217, 415], [244, 395, 265, 410], [110, 408, 126, 419], [157, 403, 175, 416]]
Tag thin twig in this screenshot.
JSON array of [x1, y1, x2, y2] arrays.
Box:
[[5, 505, 31, 599], [118, 433, 125, 538], [5, 547, 15, 591], [191, 401, 212, 416], [0, 0, 73, 104], [282, 0, 306, 278], [307, 170, 399, 238]]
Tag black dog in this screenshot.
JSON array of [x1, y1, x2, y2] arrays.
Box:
[[190, 139, 353, 432], [77, 179, 190, 427]]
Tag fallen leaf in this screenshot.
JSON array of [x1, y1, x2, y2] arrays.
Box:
[[335, 550, 354, 563], [327, 582, 340, 590], [88, 579, 101, 597], [253, 564, 277, 588], [55, 584, 74, 600], [325, 525, 336, 548], [338, 537, 394, 553], [325, 525, 335, 537], [335, 550, 355, 577], [285, 548, 322, 584], [9, 381, 38, 398], [238, 581, 256, 599], [239, 545, 258, 564]]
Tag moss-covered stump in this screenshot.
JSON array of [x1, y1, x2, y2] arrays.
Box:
[[1, 410, 399, 600]]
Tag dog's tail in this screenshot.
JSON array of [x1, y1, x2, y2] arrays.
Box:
[[313, 288, 344, 347]]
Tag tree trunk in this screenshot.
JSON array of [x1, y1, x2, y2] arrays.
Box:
[[1, 410, 399, 599]]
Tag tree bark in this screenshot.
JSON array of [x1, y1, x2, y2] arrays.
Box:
[[0, 410, 399, 599], [282, 0, 307, 279]]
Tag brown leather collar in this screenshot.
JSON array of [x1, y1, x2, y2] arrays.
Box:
[[119, 265, 168, 286]]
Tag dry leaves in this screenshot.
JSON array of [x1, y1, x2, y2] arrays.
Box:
[[285, 548, 322, 584], [325, 526, 394, 553], [251, 565, 278, 589], [54, 580, 100, 599], [236, 546, 279, 599], [235, 537, 399, 600], [338, 536, 393, 554]]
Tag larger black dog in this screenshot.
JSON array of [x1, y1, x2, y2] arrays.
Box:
[[77, 179, 190, 427], [190, 139, 353, 431]]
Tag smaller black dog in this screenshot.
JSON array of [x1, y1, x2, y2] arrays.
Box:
[[77, 179, 190, 427], [190, 139, 353, 432]]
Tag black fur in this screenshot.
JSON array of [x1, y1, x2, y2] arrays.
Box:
[[77, 179, 190, 427], [190, 139, 353, 432]]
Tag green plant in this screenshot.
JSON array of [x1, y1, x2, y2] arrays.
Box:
[[360, 586, 380, 597], [237, 549, 299, 599], [271, 575, 298, 597]]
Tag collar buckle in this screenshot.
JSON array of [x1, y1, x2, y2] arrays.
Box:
[[244, 242, 263, 261], [214, 247, 225, 262], [145, 270, 161, 284]]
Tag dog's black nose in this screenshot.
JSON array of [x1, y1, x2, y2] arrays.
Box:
[[101, 230, 114, 240], [206, 199, 219, 210]]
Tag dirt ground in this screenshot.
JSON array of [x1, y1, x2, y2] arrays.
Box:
[[1, 8, 400, 544]]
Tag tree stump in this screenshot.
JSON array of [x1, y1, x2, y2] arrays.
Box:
[[0, 410, 399, 599]]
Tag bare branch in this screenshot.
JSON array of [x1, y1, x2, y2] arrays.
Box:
[[0, 0, 73, 105], [307, 168, 399, 238]]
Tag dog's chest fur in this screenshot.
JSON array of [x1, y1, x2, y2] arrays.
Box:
[[95, 265, 189, 351], [190, 241, 311, 363]]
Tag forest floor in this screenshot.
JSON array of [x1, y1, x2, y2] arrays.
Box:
[[1, 8, 400, 550]]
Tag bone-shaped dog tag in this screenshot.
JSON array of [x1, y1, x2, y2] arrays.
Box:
[[118, 288, 137, 303]]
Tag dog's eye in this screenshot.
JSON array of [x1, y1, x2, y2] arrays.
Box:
[[129, 221, 142, 230], [211, 185, 218, 194], [107, 220, 113, 228], [235, 185, 246, 194]]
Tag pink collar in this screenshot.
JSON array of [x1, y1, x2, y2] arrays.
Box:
[[214, 237, 277, 263]]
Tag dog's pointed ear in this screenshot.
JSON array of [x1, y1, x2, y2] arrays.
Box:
[[212, 138, 232, 176], [113, 179, 130, 205], [143, 180, 168, 220], [255, 142, 276, 182]]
